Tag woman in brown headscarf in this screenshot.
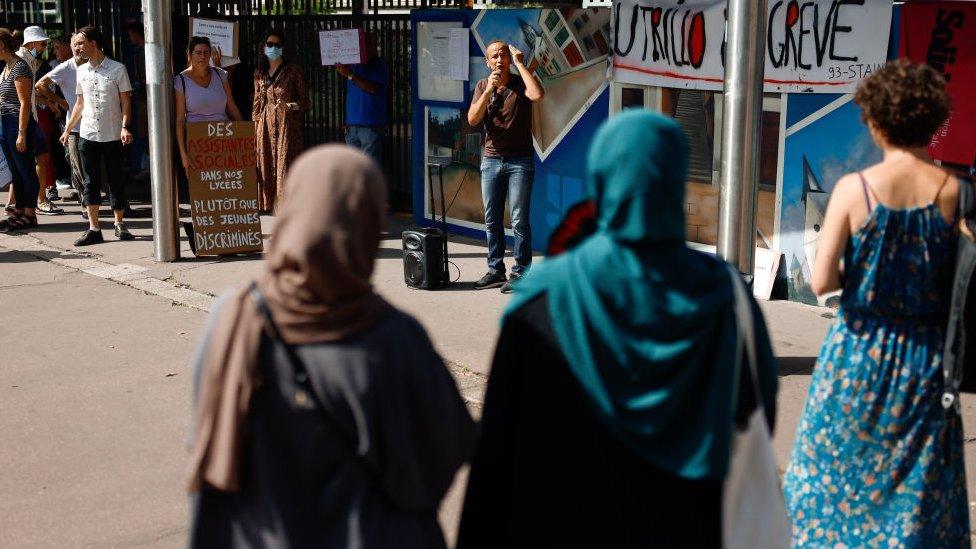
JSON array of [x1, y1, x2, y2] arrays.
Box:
[[187, 145, 475, 548]]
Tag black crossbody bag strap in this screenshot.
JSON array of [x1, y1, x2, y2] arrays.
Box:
[[248, 282, 381, 482], [943, 177, 976, 406], [961, 176, 976, 232]]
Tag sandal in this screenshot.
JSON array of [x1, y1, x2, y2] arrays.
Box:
[[0, 209, 23, 230], [2, 214, 37, 233]]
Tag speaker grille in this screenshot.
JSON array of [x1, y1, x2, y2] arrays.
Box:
[[404, 234, 422, 251], [404, 251, 425, 285]]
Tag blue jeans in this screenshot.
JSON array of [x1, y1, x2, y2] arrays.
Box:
[[0, 115, 40, 210], [345, 125, 383, 165], [481, 156, 534, 276]]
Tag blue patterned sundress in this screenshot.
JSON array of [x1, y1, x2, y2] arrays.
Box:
[[783, 175, 970, 547]]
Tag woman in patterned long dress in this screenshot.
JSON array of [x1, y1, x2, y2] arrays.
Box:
[[253, 28, 309, 212], [783, 60, 971, 547]]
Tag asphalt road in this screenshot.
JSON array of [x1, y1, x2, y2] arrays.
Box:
[[2, 222, 974, 547]]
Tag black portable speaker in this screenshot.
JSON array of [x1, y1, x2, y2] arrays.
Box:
[[403, 228, 448, 289]]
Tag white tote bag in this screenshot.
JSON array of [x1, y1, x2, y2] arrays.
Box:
[[0, 146, 11, 189], [722, 266, 791, 549]]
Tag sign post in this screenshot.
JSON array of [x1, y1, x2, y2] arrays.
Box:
[[717, 0, 768, 275], [186, 121, 263, 256], [144, 0, 178, 261]]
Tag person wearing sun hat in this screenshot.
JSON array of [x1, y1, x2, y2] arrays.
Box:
[[16, 25, 63, 215]]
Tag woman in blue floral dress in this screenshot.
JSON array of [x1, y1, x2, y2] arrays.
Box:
[[783, 60, 971, 547]]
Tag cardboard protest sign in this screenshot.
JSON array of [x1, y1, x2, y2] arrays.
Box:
[[319, 29, 366, 66], [611, 0, 892, 93], [186, 121, 263, 256], [190, 18, 240, 66]]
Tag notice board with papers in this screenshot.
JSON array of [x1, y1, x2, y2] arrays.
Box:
[[417, 21, 466, 102]]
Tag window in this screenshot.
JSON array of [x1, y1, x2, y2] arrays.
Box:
[[610, 83, 658, 114], [581, 12, 591, 23], [554, 27, 570, 46], [759, 110, 782, 190], [573, 18, 585, 32], [562, 42, 583, 66], [583, 36, 596, 52], [592, 31, 609, 55], [662, 90, 782, 189], [545, 11, 561, 32], [621, 88, 645, 110]]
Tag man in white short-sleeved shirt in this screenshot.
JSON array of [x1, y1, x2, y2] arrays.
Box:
[[36, 32, 87, 201], [61, 26, 135, 246]]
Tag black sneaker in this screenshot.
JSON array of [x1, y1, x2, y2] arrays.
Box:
[[115, 222, 135, 241], [500, 272, 522, 294], [74, 229, 103, 246], [474, 271, 507, 290], [46, 186, 60, 202]]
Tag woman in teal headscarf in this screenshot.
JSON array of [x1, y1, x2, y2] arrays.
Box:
[[456, 110, 778, 547]]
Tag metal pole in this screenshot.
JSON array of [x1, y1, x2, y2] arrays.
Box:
[[716, 0, 767, 275], [144, 0, 179, 261]]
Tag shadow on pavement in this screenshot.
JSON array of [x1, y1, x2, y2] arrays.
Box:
[[779, 356, 817, 376], [31, 218, 156, 234], [0, 248, 89, 263]]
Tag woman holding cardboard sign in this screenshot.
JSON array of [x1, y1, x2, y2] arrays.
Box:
[[252, 28, 308, 213], [174, 36, 243, 176]]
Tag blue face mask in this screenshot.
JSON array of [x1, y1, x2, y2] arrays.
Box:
[[264, 45, 282, 61], [28, 48, 41, 59]]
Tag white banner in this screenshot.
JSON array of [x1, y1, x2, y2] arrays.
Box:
[[611, 0, 892, 93]]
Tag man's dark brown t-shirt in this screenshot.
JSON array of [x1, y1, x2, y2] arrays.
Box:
[[473, 74, 534, 158]]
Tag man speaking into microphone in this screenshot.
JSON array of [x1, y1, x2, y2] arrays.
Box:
[[467, 40, 545, 293]]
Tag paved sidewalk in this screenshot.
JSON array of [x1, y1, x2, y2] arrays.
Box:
[[3, 198, 975, 544]]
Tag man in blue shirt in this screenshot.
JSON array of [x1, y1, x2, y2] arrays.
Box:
[[335, 33, 388, 165]]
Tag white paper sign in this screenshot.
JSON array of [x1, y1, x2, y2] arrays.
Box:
[[430, 28, 470, 81], [611, 0, 892, 93], [448, 28, 470, 81], [319, 29, 365, 66], [190, 18, 238, 59], [430, 29, 452, 78]]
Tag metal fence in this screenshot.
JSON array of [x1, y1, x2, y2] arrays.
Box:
[[0, 0, 427, 210], [172, 6, 415, 208]]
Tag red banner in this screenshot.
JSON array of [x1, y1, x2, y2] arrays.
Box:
[[900, 1, 976, 168]]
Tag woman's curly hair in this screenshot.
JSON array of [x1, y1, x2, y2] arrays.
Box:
[[854, 59, 951, 148]]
